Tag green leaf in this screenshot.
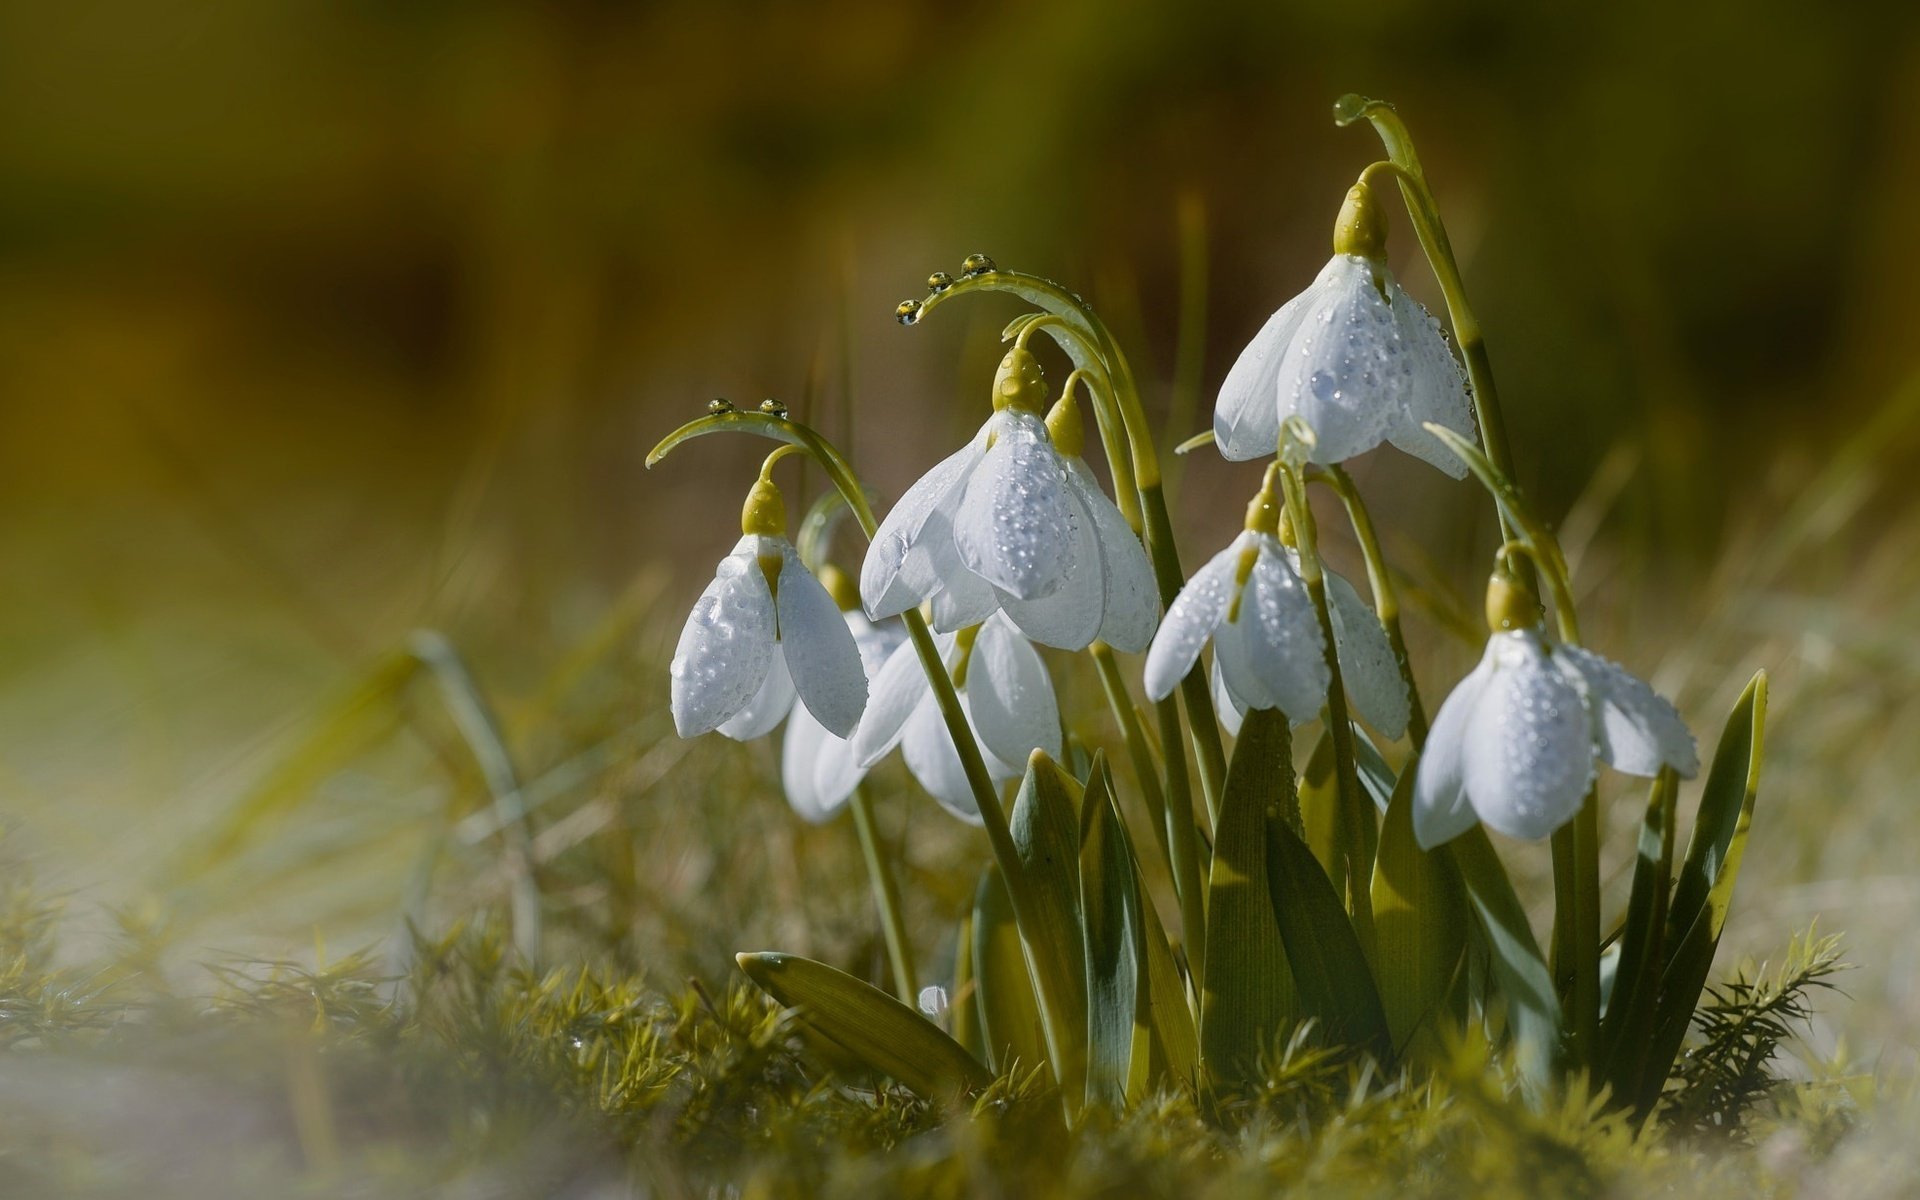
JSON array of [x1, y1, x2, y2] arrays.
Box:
[[1448, 828, 1561, 1094], [1638, 672, 1769, 1114], [1298, 731, 1340, 881], [1079, 754, 1149, 1108], [1598, 768, 1678, 1098], [736, 952, 991, 1102], [952, 907, 983, 1062], [970, 867, 1049, 1080], [1008, 754, 1090, 1094], [1265, 810, 1393, 1060], [1201, 707, 1297, 1086], [1140, 876, 1199, 1086], [1370, 762, 1468, 1058]]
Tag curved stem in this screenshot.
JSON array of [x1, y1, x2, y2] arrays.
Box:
[[1276, 462, 1375, 944], [850, 785, 917, 1002], [1309, 466, 1429, 747]]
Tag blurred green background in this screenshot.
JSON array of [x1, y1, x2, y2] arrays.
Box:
[[3, 0, 1919, 1067]]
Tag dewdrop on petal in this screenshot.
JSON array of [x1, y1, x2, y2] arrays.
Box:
[[1413, 565, 1699, 848], [1213, 180, 1475, 475], [669, 475, 869, 742]]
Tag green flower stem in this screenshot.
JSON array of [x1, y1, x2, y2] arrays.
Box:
[[850, 785, 918, 1003], [647, 410, 1079, 1078], [1091, 641, 1206, 985], [1276, 462, 1375, 944], [1309, 465, 1430, 747]]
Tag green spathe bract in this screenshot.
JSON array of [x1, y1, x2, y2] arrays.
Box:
[[645, 93, 1793, 1129]]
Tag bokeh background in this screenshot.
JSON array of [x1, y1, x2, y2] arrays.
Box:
[[4, 0, 1920, 1070]]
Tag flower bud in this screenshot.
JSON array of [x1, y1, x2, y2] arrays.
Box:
[[740, 477, 787, 538], [993, 345, 1048, 414], [1484, 566, 1541, 634], [1044, 392, 1084, 457], [1332, 181, 1388, 259]]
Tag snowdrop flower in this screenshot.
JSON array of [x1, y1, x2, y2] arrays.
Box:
[[1213, 182, 1475, 475], [860, 346, 1158, 652], [851, 612, 1060, 823], [1413, 570, 1699, 848], [670, 476, 868, 743], [780, 569, 907, 823], [1143, 481, 1329, 724], [1211, 543, 1410, 740]]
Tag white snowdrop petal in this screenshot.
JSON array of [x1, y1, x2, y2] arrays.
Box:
[[775, 548, 868, 739], [1324, 566, 1410, 740], [717, 651, 795, 741], [1214, 292, 1315, 462], [861, 438, 985, 618], [1211, 663, 1246, 737], [1462, 632, 1595, 841], [1276, 256, 1405, 465], [851, 636, 933, 767], [1384, 285, 1475, 479], [781, 705, 840, 823], [953, 412, 1078, 601], [1556, 645, 1700, 778], [1000, 479, 1104, 650], [1413, 640, 1499, 849], [670, 541, 778, 737], [929, 563, 1001, 631], [1143, 539, 1243, 701], [809, 732, 865, 817], [846, 611, 907, 678], [1221, 538, 1330, 723], [966, 615, 1063, 766], [900, 694, 1020, 825], [1068, 459, 1159, 654]]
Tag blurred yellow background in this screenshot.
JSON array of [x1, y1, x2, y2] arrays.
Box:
[[3, 1, 1919, 1062]]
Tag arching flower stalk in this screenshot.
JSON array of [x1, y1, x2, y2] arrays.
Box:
[[861, 346, 1157, 653], [1213, 180, 1476, 475]]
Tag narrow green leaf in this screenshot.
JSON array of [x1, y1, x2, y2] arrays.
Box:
[[1370, 762, 1468, 1058], [1140, 877, 1199, 1086], [1298, 731, 1341, 883], [1201, 707, 1297, 1086], [737, 952, 991, 1102], [1598, 768, 1678, 1097], [1638, 672, 1769, 1114], [1079, 754, 1149, 1108], [952, 908, 983, 1062], [1008, 753, 1090, 1093], [1448, 828, 1561, 1094], [1265, 813, 1393, 1060], [971, 867, 1049, 1079]]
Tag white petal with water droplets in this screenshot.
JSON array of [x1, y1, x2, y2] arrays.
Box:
[[851, 634, 940, 767], [1143, 536, 1243, 701], [1384, 285, 1475, 478], [1324, 565, 1410, 739], [967, 615, 1062, 766], [1214, 289, 1316, 462], [1275, 256, 1405, 465], [718, 650, 794, 740], [1067, 459, 1159, 653], [775, 547, 868, 738], [1461, 631, 1595, 841], [861, 437, 986, 618], [1214, 537, 1329, 723], [953, 412, 1077, 601], [670, 537, 778, 737], [1413, 639, 1499, 849], [1555, 645, 1699, 778], [1000, 478, 1103, 649]]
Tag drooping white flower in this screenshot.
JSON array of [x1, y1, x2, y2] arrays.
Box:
[[851, 612, 1060, 823], [1210, 553, 1409, 739], [781, 608, 906, 823], [1213, 185, 1475, 475], [860, 347, 1158, 652], [671, 526, 868, 742], [1143, 528, 1329, 725], [1413, 628, 1699, 848]]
